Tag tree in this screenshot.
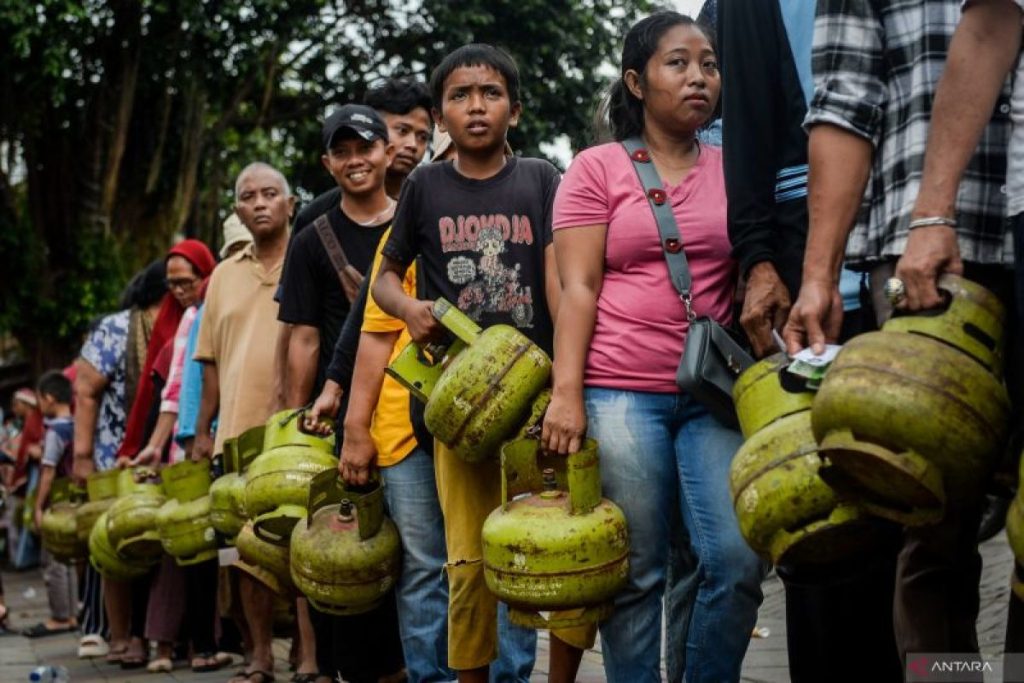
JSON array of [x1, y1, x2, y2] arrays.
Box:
[[0, 0, 651, 371]]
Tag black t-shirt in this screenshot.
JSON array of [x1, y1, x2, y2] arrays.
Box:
[[293, 187, 342, 236], [275, 188, 344, 305], [381, 157, 558, 354], [278, 206, 389, 396]]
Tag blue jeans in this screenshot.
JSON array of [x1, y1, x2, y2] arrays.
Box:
[[493, 602, 536, 683], [382, 448, 455, 683], [384, 447, 535, 682], [664, 516, 699, 683], [585, 388, 765, 683]]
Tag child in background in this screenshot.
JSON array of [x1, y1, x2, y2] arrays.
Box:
[[26, 371, 78, 638]]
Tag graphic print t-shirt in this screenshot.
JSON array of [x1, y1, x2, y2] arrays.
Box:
[[381, 158, 558, 354], [278, 206, 389, 394]]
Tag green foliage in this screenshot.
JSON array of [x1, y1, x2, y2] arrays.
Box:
[[0, 0, 654, 369]]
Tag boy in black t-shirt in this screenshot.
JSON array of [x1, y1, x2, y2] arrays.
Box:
[[372, 44, 589, 683]]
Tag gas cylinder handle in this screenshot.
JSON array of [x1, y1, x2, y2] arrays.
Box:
[[499, 438, 603, 515], [883, 273, 1005, 374], [306, 469, 386, 540], [52, 477, 86, 505], [432, 298, 482, 345], [565, 442, 602, 516], [221, 438, 238, 475], [236, 425, 266, 473]]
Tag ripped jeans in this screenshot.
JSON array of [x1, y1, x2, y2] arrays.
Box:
[[585, 388, 765, 683]]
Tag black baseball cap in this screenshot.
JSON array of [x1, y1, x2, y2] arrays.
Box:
[[322, 104, 389, 150]]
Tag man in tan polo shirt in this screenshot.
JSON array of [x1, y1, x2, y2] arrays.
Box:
[[193, 162, 292, 683]]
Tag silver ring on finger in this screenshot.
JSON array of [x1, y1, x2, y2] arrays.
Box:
[[883, 277, 907, 307]]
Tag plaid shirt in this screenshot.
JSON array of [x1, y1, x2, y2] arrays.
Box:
[[805, 0, 1013, 269]]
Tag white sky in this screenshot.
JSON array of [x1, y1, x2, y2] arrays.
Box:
[[676, 0, 706, 18]]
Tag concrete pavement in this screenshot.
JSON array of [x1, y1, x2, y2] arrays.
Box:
[[0, 536, 1015, 681]]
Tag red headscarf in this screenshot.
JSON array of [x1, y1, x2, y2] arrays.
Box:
[[117, 239, 215, 458]]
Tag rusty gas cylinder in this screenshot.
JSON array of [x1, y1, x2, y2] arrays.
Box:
[[481, 438, 628, 629], [386, 298, 550, 463], [812, 275, 1010, 525]]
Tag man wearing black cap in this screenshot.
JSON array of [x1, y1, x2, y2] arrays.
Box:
[[293, 79, 431, 232], [276, 104, 405, 683], [279, 104, 397, 405], [273, 81, 432, 412]]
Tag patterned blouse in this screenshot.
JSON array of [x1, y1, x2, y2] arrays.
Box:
[[79, 309, 130, 471]]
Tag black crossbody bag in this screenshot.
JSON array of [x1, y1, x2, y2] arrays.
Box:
[[623, 137, 753, 429]]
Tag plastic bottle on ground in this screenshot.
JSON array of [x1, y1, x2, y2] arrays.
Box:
[[28, 665, 69, 682]]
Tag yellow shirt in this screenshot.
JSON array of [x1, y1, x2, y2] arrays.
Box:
[[194, 244, 283, 454], [363, 229, 418, 467]]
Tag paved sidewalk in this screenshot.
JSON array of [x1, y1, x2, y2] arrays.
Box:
[[0, 536, 1015, 681]]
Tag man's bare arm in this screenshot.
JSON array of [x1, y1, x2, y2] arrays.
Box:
[[784, 125, 873, 354], [272, 324, 292, 412], [285, 324, 319, 408], [372, 256, 440, 343], [903, 0, 1021, 309], [192, 362, 220, 461]]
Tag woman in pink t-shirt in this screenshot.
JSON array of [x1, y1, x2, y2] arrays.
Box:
[[542, 11, 764, 681]]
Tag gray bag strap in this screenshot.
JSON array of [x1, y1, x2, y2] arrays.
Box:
[[621, 137, 695, 319]]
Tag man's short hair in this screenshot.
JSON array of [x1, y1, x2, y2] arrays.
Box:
[[234, 162, 291, 202], [363, 78, 432, 117], [37, 370, 72, 405], [429, 44, 520, 109]]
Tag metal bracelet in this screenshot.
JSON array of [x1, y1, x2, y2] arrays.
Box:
[[908, 216, 957, 230]]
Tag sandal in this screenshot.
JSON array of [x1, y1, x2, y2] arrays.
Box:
[[105, 644, 129, 665], [22, 621, 76, 638], [215, 651, 239, 667], [120, 652, 148, 669], [147, 657, 173, 673], [191, 652, 228, 673], [78, 634, 109, 658], [290, 674, 318, 683], [237, 670, 275, 683]]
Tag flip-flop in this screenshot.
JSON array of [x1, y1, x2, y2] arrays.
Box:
[[120, 653, 148, 669], [22, 622, 76, 638], [191, 652, 228, 673], [105, 645, 129, 665], [289, 674, 318, 683], [239, 670, 275, 683], [147, 657, 173, 673]]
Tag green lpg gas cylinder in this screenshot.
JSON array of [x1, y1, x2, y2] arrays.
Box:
[[289, 470, 400, 616], [731, 354, 882, 565], [482, 438, 628, 629], [812, 275, 1010, 525], [245, 409, 337, 545], [386, 298, 550, 463]]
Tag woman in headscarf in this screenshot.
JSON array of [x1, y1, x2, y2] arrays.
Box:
[[121, 260, 168, 416], [113, 239, 215, 669], [117, 240, 216, 465]]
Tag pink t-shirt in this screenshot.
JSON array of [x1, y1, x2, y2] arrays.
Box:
[[553, 142, 735, 393]]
